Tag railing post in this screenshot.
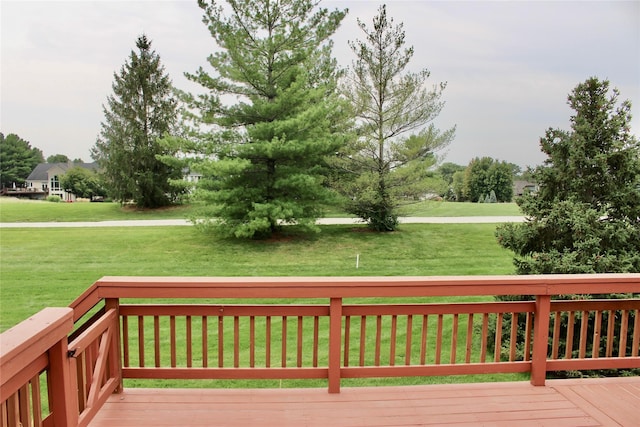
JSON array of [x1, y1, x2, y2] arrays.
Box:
[[328, 297, 342, 393], [531, 294, 551, 386], [105, 298, 123, 393], [48, 336, 79, 426]]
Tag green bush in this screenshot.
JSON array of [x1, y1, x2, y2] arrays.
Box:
[[46, 195, 62, 203]]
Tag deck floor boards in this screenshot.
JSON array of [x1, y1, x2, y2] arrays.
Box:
[[89, 377, 640, 426]]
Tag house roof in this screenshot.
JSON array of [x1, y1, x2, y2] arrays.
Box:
[[513, 180, 537, 195], [27, 162, 98, 181]]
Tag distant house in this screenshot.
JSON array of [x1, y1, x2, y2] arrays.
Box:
[[183, 168, 202, 185], [513, 180, 538, 197], [26, 162, 98, 201]]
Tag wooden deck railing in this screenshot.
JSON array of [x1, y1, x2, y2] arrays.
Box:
[[1, 274, 639, 426]]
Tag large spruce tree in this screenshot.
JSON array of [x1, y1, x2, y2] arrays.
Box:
[[176, 0, 348, 239], [92, 35, 181, 208], [496, 77, 640, 274], [333, 4, 454, 231], [494, 78, 639, 372]]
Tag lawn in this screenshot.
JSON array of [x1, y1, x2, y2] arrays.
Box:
[[0, 198, 195, 222], [399, 200, 522, 216], [0, 197, 521, 222], [0, 215, 522, 388], [0, 223, 514, 331]]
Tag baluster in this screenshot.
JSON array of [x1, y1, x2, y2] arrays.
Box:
[[186, 316, 193, 368], [565, 311, 575, 359], [405, 314, 413, 366], [234, 316, 240, 368], [494, 313, 503, 363], [358, 316, 366, 367], [389, 315, 397, 366], [450, 314, 458, 364], [605, 310, 615, 357], [170, 316, 177, 367], [154, 316, 160, 368], [592, 311, 602, 358], [202, 316, 208, 368], [249, 316, 255, 368], [297, 316, 303, 368], [313, 316, 320, 367], [344, 316, 350, 367], [420, 315, 428, 365], [137, 316, 144, 367], [435, 314, 443, 365]]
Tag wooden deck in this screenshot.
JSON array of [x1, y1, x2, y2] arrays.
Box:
[[4, 275, 639, 427], [89, 377, 640, 427]]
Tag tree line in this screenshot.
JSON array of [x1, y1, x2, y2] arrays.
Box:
[[0, 2, 529, 226], [90, 2, 527, 236]]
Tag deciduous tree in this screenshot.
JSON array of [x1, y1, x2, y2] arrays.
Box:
[[333, 5, 454, 231], [463, 157, 513, 203], [47, 154, 69, 163], [176, 0, 348, 238], [60, 166, 106, 199], [92, 35, 182, 208]]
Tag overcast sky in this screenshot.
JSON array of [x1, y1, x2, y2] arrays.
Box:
[[2, 0, 639, 168]]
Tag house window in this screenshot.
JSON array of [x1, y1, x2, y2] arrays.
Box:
[[50, 176, 60, 190]]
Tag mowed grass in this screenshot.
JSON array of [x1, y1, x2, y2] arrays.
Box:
[[0, 198, 195, 222], [400, 200, 521, 216], [0, 223, 514, 331], [0, 222, 523, 387], [0, 197, 521, 222]]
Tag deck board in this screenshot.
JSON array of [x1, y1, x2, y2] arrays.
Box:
[[89, 377, 640, 426]]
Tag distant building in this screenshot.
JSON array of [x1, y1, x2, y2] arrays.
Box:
[[26, 162, 98, 201], [183, 168, 202, 184], [513, 180, 538, 197]]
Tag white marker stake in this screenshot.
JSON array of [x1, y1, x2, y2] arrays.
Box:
[[356, 254, 360, 269]]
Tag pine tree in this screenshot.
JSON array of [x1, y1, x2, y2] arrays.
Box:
[[178, 0, 348, 239], [494, 79, 639, 374], [496, 77, 640, 274], [92, 35, 181, 208], [333, 4, 454, 231]]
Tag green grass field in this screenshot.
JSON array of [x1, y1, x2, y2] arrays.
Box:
[[0, 202, 523, 387], [0, 198, 195, 222], [0, 223, 514, 331], [0, 197, 521, 222]]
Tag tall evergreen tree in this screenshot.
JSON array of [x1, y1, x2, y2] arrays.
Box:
[[92, 35, 181, 208], [496, 78, 640, 273], [175, 0, 348, 239], [494, 79, 639, 373], [0, 133, 44, 188], [333, 4, 454, 231]]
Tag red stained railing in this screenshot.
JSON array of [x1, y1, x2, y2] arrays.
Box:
[[1, 274, 639, 426]]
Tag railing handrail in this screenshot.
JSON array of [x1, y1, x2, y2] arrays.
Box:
[[0, 307, 79, 426], [0, 307, 74, 399], [67, 274, 640, 320]]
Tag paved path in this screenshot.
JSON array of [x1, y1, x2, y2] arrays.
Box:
[[0, 216, 525, 228]]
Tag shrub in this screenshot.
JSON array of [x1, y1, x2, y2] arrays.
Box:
[[46, 195, 62, 203]]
